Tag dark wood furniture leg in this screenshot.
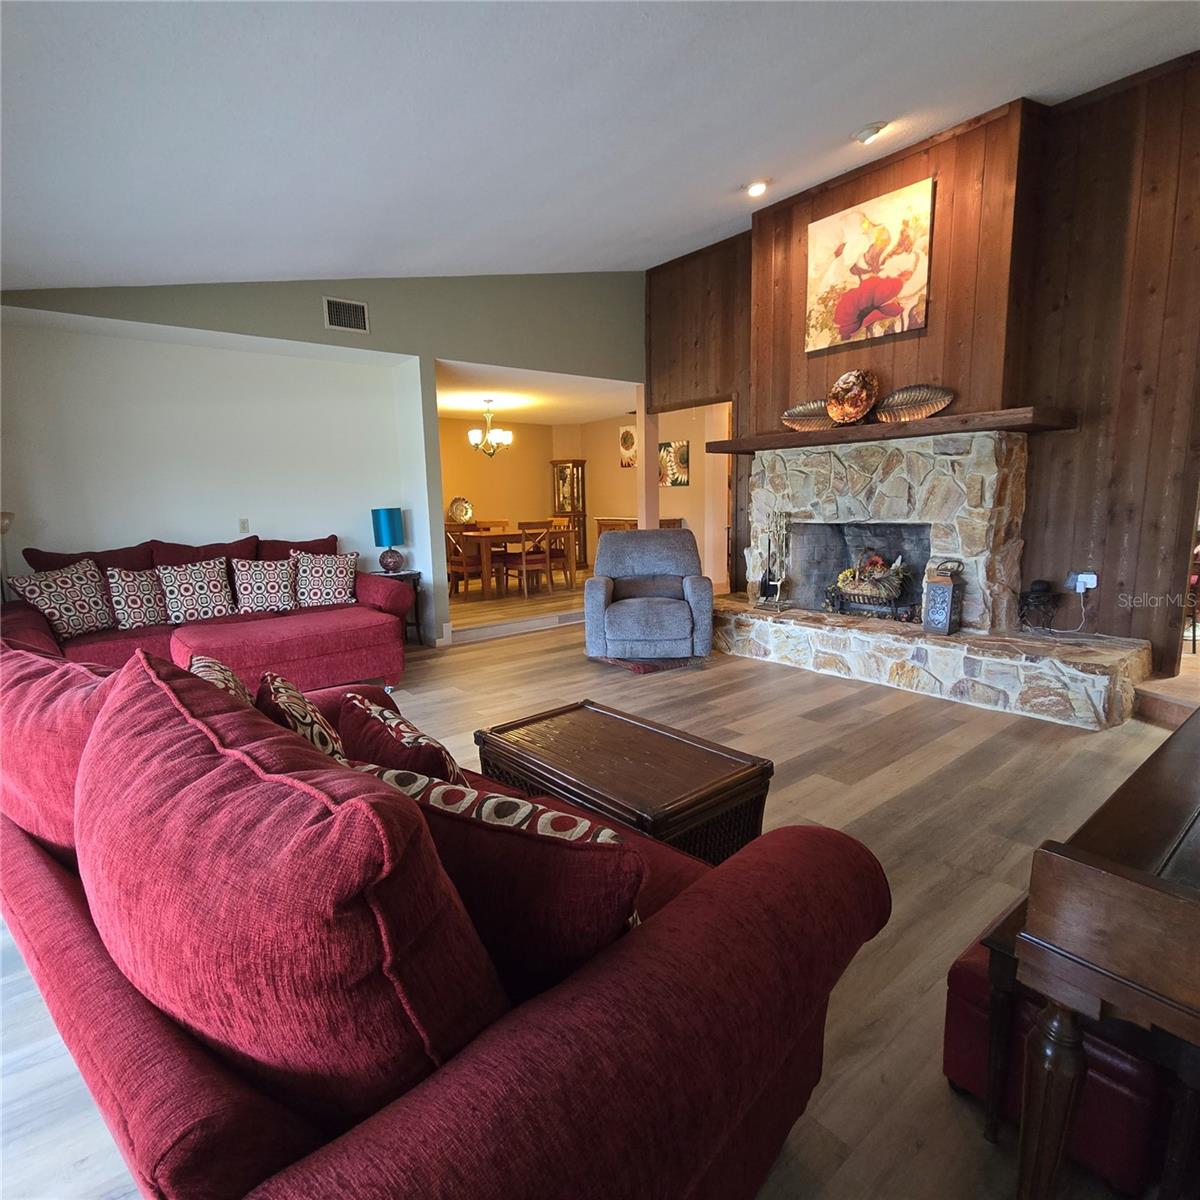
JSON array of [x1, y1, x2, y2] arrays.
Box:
[[1017, 1003, 1086, 1200], [985, 982, 1013, 1143], [1161, 1044, 1200, 1200]]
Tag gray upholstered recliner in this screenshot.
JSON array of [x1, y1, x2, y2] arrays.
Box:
[[584, 529, 713, 660]]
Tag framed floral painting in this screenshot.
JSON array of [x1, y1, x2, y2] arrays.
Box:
[[805, 177, 933, 352], [658, 441, 689, 488], [619, 424, 637, 468]]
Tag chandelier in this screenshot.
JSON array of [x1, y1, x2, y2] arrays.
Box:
[[467, 400, 513, 458]]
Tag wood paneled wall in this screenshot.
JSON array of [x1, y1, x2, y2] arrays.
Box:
[[749, 101, 1038, 433], [645, 56, 1199, 668], [646, 232, 753, 587], [645, 232, 751, 415], [1020, 56, 1200, 673]]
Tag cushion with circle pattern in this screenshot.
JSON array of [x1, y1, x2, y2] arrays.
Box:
[[9, 558, 114, 641], [231, 556, 297, 614], [340, 693, 466, 785], [355, 764, 644, 1000], [155, 557, 235, 624], [106, 566, 170, 631], [292, 550, 357, 607], [255, 671, 347, 761], [188, 654, 255, 707]]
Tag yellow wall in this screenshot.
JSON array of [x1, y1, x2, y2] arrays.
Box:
[[438, 418, 555, 525], [576, 406, 729, 568]]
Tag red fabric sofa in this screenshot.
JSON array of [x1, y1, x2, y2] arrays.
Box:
[[6, 534, 414, 689], [0, 644, 892, 1200]]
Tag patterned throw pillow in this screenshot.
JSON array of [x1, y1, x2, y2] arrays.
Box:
[[340, 693, 467, 785], [188, 654, 255, 707], [292, 550, 358, 607], [355, 764, 638, 1002], [231, 556, 297, 614], [9, 558, 114, 641], [155, 557, 235, 624], [106, 567, 170, 630], [358, 765, 623, 843], [256, 672, 347, 761]]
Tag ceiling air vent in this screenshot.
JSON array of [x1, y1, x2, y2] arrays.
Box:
[[323, 296, 369, 333]]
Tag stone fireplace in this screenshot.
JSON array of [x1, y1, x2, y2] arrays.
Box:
[[714, 428, 1153, 729], [746, 431, 1027, 632]]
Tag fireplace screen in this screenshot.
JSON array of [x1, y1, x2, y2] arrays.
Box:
[[787, 522, 931, 615]]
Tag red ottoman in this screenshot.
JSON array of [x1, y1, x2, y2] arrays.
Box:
[[170, 605, 405, 691], [943, 940, 1170, 1196]]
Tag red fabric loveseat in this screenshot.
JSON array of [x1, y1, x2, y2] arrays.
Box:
[[7, 534, 414, 689], [0, 642, 892, 1200]]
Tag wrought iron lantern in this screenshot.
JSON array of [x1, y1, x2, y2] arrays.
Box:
[[923, 559, 965, 635]]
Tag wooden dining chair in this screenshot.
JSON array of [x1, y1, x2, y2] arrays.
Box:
[[445, 529, 504, 596], [508, 527, 553, 598]]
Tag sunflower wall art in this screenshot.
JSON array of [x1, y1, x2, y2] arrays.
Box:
[[619, 424, 637, 468], [658, 441, 689, 488], [805, 177, 933, 352]]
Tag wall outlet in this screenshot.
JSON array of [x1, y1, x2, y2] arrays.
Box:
[[238, 517, 250, 534], [1064, 570, 1098, 593]]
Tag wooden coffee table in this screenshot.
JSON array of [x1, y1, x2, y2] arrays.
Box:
[[473, 700, 773, 864]]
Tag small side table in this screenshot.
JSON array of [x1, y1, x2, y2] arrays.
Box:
[[370, 569, 422, 646]]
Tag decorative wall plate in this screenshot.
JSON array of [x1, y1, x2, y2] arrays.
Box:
[[781, 399, 837, 432], [875, 384, 955, 423], [447, 496, 474, 523], [827, 370, 880, 424]]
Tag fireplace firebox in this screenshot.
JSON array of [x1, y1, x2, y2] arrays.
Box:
[[787, 522, 931, 615]]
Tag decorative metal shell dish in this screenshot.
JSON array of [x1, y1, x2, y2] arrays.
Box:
[[447, 496, 474, 523], [875, 384, 955, 423], [781, 399, 837, 433], [827, 370, 880, 424]]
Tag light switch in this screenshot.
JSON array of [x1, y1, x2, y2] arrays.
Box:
[[238, 518, 250, 534]]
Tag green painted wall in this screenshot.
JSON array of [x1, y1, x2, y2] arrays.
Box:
[[2, 272, 646, 382]]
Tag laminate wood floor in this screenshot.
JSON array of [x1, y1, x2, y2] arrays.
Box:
[[1, 627, 1169, 1199], [447, 570, 590, 631]]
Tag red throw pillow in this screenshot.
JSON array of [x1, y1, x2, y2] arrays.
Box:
[[258, 535, 337, 561], [23, 540, 153, 575], [360, 765, 646, 1001], [340, 692, 466, 783], [150, 535, 259, 567], [74, 652, 509, 1130], [0, 645, 117, 859]]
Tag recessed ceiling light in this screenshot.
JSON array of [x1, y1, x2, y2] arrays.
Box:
[[745, 180, 769, 199], [852, 121, 890, 145]]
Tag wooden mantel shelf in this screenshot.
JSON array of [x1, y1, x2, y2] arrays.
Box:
[[705, 407, 1075, 455]]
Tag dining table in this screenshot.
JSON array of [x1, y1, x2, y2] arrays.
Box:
[[459, 526, 577, 598]]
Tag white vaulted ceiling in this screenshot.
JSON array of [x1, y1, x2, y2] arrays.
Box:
[[2, 1, 1195, 289]]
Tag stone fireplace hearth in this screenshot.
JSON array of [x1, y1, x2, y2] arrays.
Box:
[[716, 429, 1152, 729], [747, 431, 1026, 632]]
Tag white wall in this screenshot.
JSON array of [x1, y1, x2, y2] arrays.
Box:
[[1, 314, 446, 643]]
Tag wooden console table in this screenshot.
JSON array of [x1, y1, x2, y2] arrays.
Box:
[[1013, 708, 1200, 1199], [595, 516, 684, 539]]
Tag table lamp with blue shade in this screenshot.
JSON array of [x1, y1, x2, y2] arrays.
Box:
[[371, 507, 407, 572]]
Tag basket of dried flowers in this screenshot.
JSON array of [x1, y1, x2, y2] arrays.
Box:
[[834, 552, 910, 604]]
